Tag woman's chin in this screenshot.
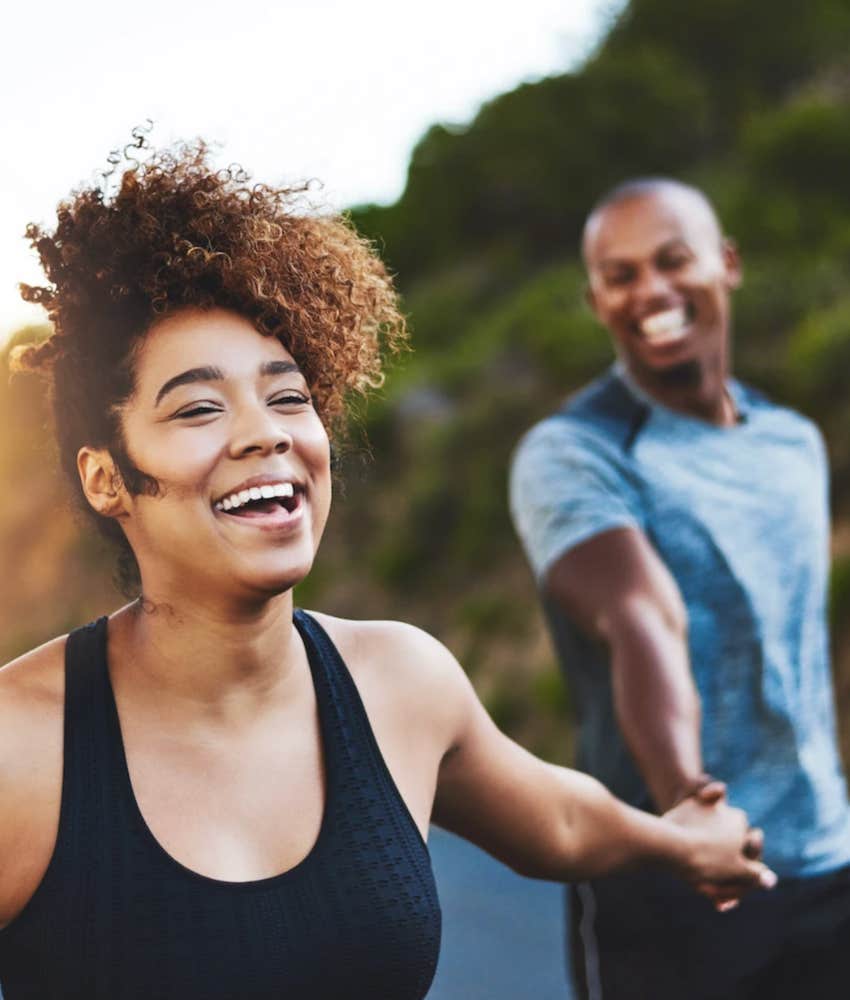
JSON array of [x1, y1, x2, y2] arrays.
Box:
[[146, 551, 317, 608], [243, 560, 315, 600]]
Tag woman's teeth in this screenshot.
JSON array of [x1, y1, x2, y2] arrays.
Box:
[[215, 482, 295, 512], [639, 307, 689, 344]]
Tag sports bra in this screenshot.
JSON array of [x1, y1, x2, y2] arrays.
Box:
[[0, 610, 441, 999]]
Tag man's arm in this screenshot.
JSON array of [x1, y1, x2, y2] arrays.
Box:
[[545, 525, 706, 812]]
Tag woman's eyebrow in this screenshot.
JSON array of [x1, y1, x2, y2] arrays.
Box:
[[155, 366, 225, 406], [260, 360, 301, 378], [155, 361, 302, 407]]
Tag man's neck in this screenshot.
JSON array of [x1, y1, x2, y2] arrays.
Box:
[[624, 359, 737, 427]]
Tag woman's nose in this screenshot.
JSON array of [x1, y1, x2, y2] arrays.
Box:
[[228, 405, 293, 458]]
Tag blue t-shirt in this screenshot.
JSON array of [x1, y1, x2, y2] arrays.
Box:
[[510, 366, 850, 877]]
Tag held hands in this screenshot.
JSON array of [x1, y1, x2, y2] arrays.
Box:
[[663, 781, 777, 912]]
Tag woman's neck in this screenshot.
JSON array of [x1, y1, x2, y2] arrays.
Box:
[[107, 589, 302, 724]]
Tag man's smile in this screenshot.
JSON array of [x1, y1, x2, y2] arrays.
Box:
[[635, 303, 696, 346]]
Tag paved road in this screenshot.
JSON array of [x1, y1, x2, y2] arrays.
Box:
[[428, 827, 573, 999]]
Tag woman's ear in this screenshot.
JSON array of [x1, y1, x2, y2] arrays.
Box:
[[77, 447, 129, 518]]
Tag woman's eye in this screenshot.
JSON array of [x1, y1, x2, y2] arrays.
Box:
[[175, 404, 222, 419], [270, 393, 310, 406]]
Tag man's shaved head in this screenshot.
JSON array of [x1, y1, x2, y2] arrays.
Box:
[[579, 175, 741, 400], [582, 177, 724, 263]]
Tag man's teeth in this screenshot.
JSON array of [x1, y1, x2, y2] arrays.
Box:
[[640, 307, 689, 342], [215, 482, 295, 511]]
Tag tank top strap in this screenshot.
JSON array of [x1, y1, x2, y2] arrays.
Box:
[[293, 609, 375, 773], [59, 617, 130, 859], [292, 609, 423, 842]]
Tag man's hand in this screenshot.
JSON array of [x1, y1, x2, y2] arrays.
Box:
[[663, 784, 777, 911]]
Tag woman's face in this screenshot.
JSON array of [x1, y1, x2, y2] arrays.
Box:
[[112, 308, 332, 605]]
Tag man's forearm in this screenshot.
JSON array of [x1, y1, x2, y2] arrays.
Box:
[[605, 599, 704, 811], [543, 529, 711, 813]]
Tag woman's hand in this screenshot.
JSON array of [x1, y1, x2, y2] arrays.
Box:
[[663, 782, 777, 911]]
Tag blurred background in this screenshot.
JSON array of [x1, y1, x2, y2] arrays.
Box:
[[2, 0, 850, 994], [4, 0, 850, 764]]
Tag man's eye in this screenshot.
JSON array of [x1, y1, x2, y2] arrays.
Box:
[[660, 254, 690, 270], [604, 271, 633, 287]]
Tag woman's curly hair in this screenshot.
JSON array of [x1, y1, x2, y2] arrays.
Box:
[[13, 134, 407, 591]]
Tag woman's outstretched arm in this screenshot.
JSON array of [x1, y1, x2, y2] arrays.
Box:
[[425, 632, 774, 899]]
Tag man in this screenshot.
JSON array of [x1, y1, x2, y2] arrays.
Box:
[[509, 178, 850, 998]]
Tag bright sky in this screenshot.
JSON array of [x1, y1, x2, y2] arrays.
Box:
[[1, 0, 621, 340]]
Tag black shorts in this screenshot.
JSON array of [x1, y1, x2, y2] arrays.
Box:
[[568, 863, 850, 999]]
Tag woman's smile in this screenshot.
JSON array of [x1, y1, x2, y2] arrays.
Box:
[[213, 477, 306, 532]]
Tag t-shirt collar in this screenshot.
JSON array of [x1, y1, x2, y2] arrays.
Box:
[[611, 361, 749, 425]]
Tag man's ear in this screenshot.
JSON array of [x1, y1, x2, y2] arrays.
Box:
[[77, 447, 129, 519], [585, 282, 600, 319], [722, 238, 742, 290]]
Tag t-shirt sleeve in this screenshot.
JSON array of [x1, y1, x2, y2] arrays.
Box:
[[509, 418, 645, 584]]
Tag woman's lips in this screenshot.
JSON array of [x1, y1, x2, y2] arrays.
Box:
[[217, 492, 305, 530]]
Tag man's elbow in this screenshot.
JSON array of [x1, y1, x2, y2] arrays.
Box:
[[596, 593, 688, 646]]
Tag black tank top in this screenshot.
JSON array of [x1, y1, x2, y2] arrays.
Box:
[[0, 611, 441, 999]]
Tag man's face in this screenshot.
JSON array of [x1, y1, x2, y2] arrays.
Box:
[[583, 190, 741, 381]]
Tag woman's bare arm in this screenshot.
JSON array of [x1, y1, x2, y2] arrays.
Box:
[[426, 634, 774, 895], [0, 639, 65, 929]]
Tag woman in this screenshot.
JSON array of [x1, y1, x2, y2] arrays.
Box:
[[0, 140, 773, 999]]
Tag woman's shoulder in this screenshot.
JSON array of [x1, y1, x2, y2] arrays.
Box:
[[0, 633, 67, 717], [0, 634, 67, 772], [305, 611, 465, 684], [304, 611, 474, 740]]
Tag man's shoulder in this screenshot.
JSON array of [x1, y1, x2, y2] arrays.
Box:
[[734, 377, 805, 417], [734, 379, 824, 445], [515, 370, 648, 461], [562, 369, 644, 419]]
